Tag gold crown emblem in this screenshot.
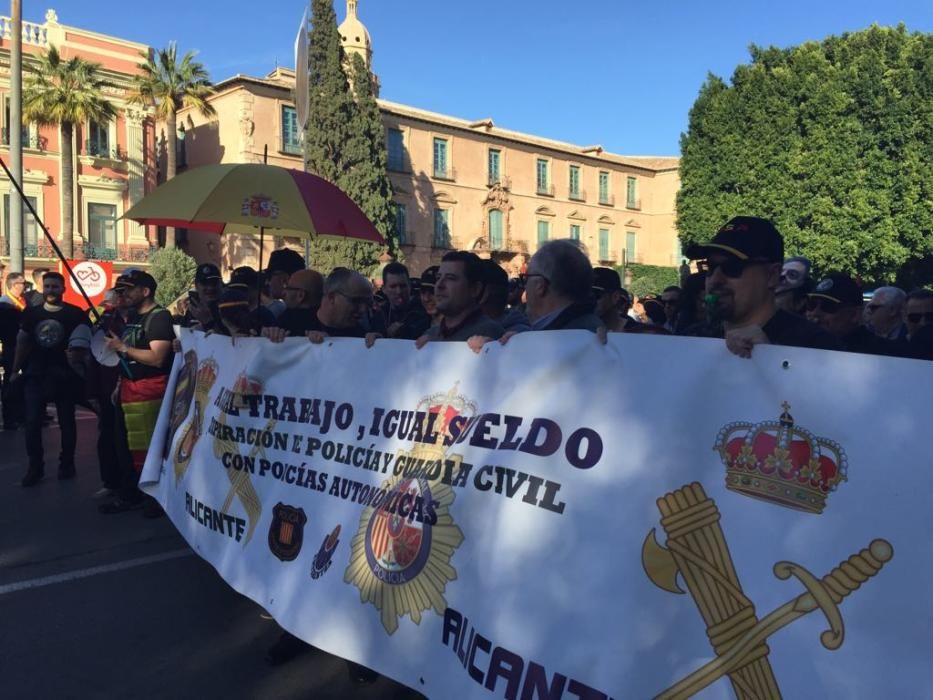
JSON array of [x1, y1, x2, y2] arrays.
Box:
[[714, 403, 847, 514]]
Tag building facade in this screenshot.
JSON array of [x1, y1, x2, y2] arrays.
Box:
[[177, 1, 681, 276], [0, 10, 157, 273]]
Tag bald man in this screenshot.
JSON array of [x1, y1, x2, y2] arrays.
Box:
[[270, 269, 323, 337]]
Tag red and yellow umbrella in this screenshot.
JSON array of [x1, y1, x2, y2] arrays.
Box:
[[124, 163, 384, 243]]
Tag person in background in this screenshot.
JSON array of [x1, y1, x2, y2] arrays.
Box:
[[805, 273, 906, 356], [229, 266, 277, 329], [181, 263, 222, 331], [379, 262, 429, 339], [674, 272, 710, 335], [0, 272, 28, 430], [262, 249, 306, 318], [866, 286, 908, 341], [774, 256, 813, 314], [479, 260, 529, 334], [419, 266, 441, 328], [13, 271, 91, 486], [660, 286, 681, 331], [270, 269, 324, 337], [25, 267, 49, 307], [507, 277, 525, 312], [905, 289, 933, 341], [592, 267, 631, 332]]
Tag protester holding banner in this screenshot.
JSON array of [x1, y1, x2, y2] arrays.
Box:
[[379, 262, 430, 340], [99, 271, 174, 514], [519, 239, 601, 333], [13, 271, 91, 487], [687, 216, 840, 357], [273, 269, 324, 337], [417, 252, 504, 345]]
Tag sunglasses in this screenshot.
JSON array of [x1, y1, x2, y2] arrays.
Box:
[[706, 258, 770, 279], [806, 297, 842, 313], [907, 312, 933, 323]]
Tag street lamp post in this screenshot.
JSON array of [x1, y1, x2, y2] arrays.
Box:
[[8, 0, 25, 273]]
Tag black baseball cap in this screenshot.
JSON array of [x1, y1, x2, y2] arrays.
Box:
[[593, 267, 622, 293], [218, 284, 250, 309], [809, 273, 863, 306], [229, 266, 259, 287], [114, 269, 157, 293], [687, 216, 784, 263], [195, 263, 221, 283], [420, 266, 439, 290]]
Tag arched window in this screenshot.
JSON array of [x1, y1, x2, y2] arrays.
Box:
[[488, 209, 503, 250]]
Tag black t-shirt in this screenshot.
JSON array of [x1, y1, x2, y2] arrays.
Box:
[[840, 326, 912, 358], [121, 306, 175, 380], [761, 309, 842, 351], [275, 306, 320, 337], [20, 302, 90, 375]]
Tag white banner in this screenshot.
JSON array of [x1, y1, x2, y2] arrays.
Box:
[[142, 330, 933, 699]]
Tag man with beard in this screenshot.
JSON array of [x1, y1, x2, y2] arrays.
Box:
[[12, 271, 91, 486], [99, 271, 175, 514], [378, 262, 430, 339], [687, 217, 839, 358]]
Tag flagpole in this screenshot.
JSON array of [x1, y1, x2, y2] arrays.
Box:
[[8, 0, 25, 273]]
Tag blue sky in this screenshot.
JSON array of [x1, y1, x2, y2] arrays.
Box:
[[51, 0, 931, 156]]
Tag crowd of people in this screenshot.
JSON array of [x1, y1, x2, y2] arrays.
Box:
[[1, 215, 931, 497], [0, 214, 930, 680]]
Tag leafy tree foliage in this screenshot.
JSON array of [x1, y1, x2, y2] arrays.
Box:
[[131, 42, 216, 248], [304, 0, 395, 275], [149, 247, 198, 307], [23, 47, 116, 258], [677, 25, 933, 284], [616, 263, 680, 298]]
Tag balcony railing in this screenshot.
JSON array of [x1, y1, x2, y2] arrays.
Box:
[[599, 193, 615, 206], [536, 183, 555, 197], [0, 16, 50, 47], [1, 238, 157, 261], [487, 174, 511, 189], [1, 128, 46, 151], [432, 166, 457, 181], [626, 197, 641, 210], [85, 141, 124, 161], [569, 188, 586, 202]]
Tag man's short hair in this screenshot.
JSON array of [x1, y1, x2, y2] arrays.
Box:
[[907, 288, 933, 302], [382, 261, 409, 283], [6, 272, 24, 289], [441, 251, 486, 287], [480, 259, 508, 307], [873, 286, 906, 308], [532, 240, 593, 303], [662, 285, 681, 295], [325, 267, 360, 296], [42, 271, 65, 285], [32, 267, 49, 281]]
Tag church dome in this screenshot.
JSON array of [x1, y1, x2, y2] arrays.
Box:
[[339, 0, 372, 58]]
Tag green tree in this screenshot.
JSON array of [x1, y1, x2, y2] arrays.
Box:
[[148, 246, 198, 307], [131, 42, 216, 248], [677, 25, 933, 283], [304, 0, 393, 274], [616, 263, 680, 298], [22, 46, 116, 258]]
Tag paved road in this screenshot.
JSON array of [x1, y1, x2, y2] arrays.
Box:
[[0, 412, 423, 699]]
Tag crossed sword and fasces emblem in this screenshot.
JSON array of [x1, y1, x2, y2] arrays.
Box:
[[641, 482, 893, 700]]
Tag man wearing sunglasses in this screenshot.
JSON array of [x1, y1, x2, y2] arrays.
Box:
[[805, 273, 906, 357], [865, 286, 908, 341], [905, 289, 933, 341], [687, 216, 838, 358]]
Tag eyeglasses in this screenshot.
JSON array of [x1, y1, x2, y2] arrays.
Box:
[[907, 312, 933, 323], [336, 291, 372, 306], [806, 297, 842, 313], [706, 258, 770, 279]]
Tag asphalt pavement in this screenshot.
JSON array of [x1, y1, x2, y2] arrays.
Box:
[[0, 411, 424, 700]]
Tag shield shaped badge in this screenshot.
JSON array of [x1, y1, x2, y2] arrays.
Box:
[[268, 503, 308, 561]]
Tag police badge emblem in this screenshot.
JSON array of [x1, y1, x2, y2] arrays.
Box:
[[268, 503, 307, 562], [311, 525, 341, 580]]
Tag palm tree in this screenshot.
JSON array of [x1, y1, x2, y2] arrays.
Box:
[[22, 46, 116, 258], [131, 42, 216, 248]]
